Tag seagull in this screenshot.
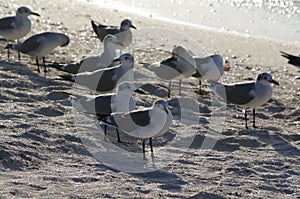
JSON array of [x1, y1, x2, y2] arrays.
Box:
[[75, 81, 137, 142], [6, 32, 69, 74], [213, 72, 279, 129], [52, 34, 123, 74], [280, 51, 300, 67], [60, 53, 134, 93], [0, 6, 40, 60], [192, 54, 224, 94], [142, 45, 196, 98], [100, 99, 172, 153], [91, 19, 136, 49]]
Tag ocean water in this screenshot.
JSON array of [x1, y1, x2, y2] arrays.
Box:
[[87, 0, 300, 43]]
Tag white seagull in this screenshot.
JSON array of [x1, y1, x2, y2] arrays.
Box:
[[6, 32, 69, 74], [54, 34, 123, 74], [101, 99, 173, 153], [213, 72, 279, 129], [91, 19, 136, 49], [0, 6, 40, 60]]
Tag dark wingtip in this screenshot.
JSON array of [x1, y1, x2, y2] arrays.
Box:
[[58, 74, 75, 82]]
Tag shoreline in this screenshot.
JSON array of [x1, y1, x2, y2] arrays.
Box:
[[85, 0, 300, 45], [76, 0, 300, 72]]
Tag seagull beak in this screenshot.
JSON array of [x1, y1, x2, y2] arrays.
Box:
[[270, 79, 279, 86], [30, 12, 40, 17], [130, 24, 137, 29]]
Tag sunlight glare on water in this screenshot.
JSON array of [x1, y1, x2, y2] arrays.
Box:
[[86, 0, 300, 43]]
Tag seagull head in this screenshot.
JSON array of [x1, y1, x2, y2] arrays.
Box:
[[116, 81, 136, 93], [16, 7, 40, 17], [120, 19, 136, 30], [103, 34, 124, 47], [257, 73, 279, 86], [112, 53, 134, 65]]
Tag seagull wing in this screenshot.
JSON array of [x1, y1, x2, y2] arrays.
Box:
[[17, 34, 42, 53], [215, 82, 255, 105], [91, 20, 119, 41], [0, 17, 15, 31], [103, 109, 151, 133]]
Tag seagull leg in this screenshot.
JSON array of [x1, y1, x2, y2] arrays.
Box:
[[6, 40, 10, 60], [43, 57, 47, 75], [36, 57, 40, 73], [17, 39, 21, 61], [179, 80, 182, 95], [244, 110, 248, 129], [253, 108, 257, 128], [104, 125, 107, 141], [142, 139, 146, 153], [168, 80, 172, 98], [116, 129, 121, 143], [199, 79, 202, 94], [149, 138, 153, 153]]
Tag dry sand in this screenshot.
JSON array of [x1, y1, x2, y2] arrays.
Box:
[[0, 0, 299, 198]]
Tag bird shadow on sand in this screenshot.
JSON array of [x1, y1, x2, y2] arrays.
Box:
[[132, 169, 187, 193], [238, 128, 300, 157], [1, 126, 93, 171], [0, 60, 71, 88], [188, 192, 226, 199], [189, 134, 240, 152]]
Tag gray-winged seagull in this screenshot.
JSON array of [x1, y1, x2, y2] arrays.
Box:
[[100, 99, 172, 153], [75, 81, 137, 142], [0, 6, 40, 60], [60, 53, 134, 93], [91, 19, 136, 49], [6, 32, 69, 74], [142, 45, 196, 98], [213, 72, 279, 129], [54, 34, 123, 74]]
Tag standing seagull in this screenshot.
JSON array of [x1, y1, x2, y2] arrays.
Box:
[[75, 81, 137, 142], [192, 54, 224, 94], [60, 53, 134, 93], [53, 34, 123, 74], [100, 99, 172, 153], [0, 6, 40, 60], [213, 73, 279, 129], [6, 32, 69, 74], [280, 51, 300, 67], [91, 19, 136, 49], [142, 45, 196, 98]]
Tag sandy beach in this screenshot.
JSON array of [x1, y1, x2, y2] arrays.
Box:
[[0, 0, 299, 198]]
